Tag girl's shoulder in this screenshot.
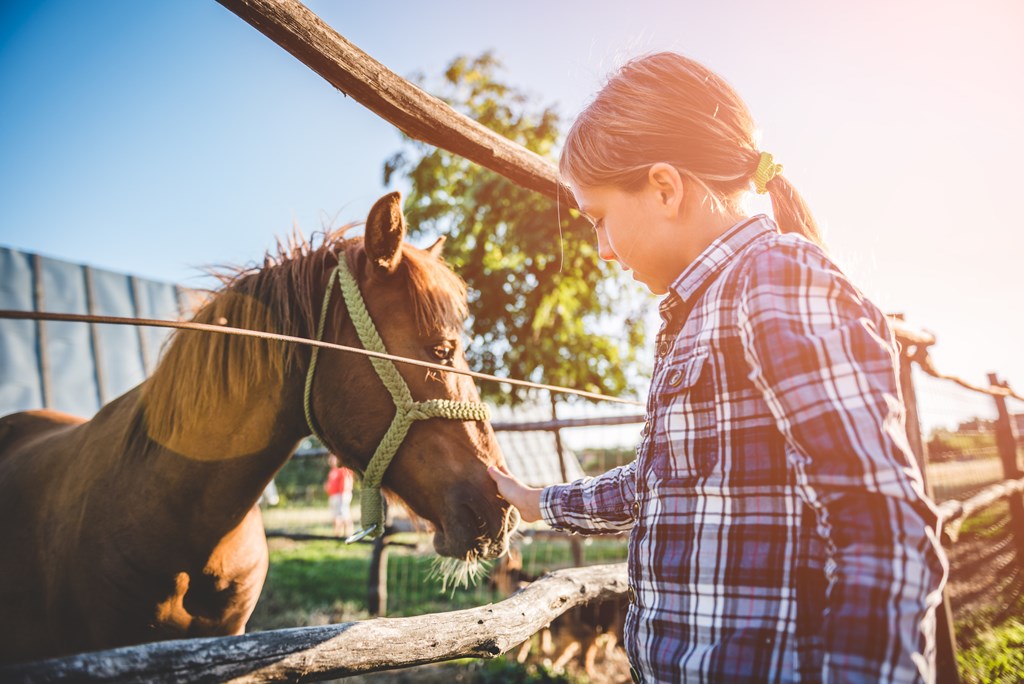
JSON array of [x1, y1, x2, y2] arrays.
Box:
[[730, 230, 848, 293], [728, 231, 890, 336], [744, 229, 833, 267]]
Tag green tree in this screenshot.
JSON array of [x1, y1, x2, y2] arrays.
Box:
[[384, 53, 649, 402]]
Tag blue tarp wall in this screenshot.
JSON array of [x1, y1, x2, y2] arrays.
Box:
[[0, 246, 195, 418]]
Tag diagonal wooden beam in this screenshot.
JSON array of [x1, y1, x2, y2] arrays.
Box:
[[215, 0, 577, 210]]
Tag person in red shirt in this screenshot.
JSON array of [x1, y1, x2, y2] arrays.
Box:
[[324, 454, 354, 538]]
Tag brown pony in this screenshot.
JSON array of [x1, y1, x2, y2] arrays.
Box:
[[0, 192, 517, 664]]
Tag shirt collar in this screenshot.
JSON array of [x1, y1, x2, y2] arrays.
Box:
[[659, 215, 777, 322]]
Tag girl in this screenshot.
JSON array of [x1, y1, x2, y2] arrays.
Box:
[[489, 52, 946, 683]]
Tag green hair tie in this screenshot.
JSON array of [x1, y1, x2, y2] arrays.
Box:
[[753, 151, 783, 194]]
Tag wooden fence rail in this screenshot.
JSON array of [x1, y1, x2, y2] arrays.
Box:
[[0, 564, 628, 683], [214, 0, 576, 210]]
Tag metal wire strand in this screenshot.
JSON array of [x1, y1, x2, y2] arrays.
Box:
[[0, 309, 644, 407]]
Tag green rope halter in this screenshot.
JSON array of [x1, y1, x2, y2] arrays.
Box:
[[303, 257, 490, 542]]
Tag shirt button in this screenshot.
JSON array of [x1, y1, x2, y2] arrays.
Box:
[[627, 586, 637, 604], [641, 420, 651, 437], [632, 500, 641, 518], [658, 341, 670, 357], [668, 370, 683, 386]]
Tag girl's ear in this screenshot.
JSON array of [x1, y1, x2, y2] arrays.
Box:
[[647, 163, 685, 216]]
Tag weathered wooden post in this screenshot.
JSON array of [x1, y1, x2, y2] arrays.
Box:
[[367, 501, 390, 616], [551, 394, 584, 568], [31, 253, 53, 409], [988, 373, 1024, 559], [897, 336, 959, 683]]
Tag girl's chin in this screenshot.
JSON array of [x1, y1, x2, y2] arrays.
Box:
[[634, 274, 668, 295]]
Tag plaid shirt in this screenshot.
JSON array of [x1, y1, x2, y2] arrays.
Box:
[[541, 216, 947, 683]]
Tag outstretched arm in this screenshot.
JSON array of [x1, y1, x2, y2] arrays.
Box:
[[488, 465, 542, 522], [489, 462, 638, 534]]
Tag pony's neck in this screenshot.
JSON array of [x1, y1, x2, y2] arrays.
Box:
[[134, 371, 310, 535], [143, 375, 301, 462], [135, 276, 322, 533]]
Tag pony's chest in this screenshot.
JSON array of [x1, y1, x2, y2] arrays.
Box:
[[153, 510, 270, 637]]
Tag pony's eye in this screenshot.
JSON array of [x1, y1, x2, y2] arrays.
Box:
[[430, 344, 455, 364]]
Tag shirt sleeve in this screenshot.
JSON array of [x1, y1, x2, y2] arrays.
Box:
[[736, 240, 947, 683], [540, 460, 638, 534]]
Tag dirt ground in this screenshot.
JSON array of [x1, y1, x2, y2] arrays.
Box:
[[343, 638, 633, 684], [944, 500, 1024, 646]]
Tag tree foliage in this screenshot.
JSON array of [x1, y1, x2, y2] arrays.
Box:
[[384, 53, 648, 403]]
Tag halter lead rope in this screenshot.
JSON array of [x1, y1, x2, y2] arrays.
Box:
[[303, 258, 490, 542]]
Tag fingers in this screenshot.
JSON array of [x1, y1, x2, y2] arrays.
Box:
[[488, 464, 516, 484]]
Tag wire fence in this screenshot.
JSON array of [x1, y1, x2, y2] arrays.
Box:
[[917, 375, 1024, 658], [916, 369, 1010, 502]]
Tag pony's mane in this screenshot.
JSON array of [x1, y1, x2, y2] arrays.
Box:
[[142, 226, 467, 449]]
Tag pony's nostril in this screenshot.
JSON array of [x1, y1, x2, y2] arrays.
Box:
[[460, 502, 487, 532]]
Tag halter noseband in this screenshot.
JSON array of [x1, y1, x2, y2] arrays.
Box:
[[303, 256, 490, 542]]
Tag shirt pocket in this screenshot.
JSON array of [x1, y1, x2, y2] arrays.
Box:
[[655, 349, 719, 480]]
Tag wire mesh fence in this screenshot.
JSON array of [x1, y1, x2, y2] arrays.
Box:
[[381, 530, 629, 616], [260, 394, 639, 618], [915, 369, 1007, 502], [913, 368, 1024, 670]]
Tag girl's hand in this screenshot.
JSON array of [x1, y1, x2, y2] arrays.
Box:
[[487, 465, 543, 523]]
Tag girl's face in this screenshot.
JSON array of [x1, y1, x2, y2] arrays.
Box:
[[572, 182, 687, 296]]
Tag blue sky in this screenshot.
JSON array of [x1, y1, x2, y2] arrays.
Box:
[[2, 0, 1023, 405]]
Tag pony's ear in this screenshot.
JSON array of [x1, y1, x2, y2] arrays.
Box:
[[426, 235, 446, 259], [365, 192, 406, 276]]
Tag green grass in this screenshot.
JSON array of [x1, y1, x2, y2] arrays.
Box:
[[248, 539, 373, 630], [957, 620, 1024, 683], [949, 499, 1024, 682], [927, 429, 997, 461], [250, 530, 629, 631], [956, 502, 1009, 539]]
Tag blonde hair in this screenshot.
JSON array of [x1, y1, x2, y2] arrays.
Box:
[[560, 52, 821, 245]]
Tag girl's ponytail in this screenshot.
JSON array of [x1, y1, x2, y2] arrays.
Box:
[[752, 151, 822, 245], [765, 175, 822, 246]]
